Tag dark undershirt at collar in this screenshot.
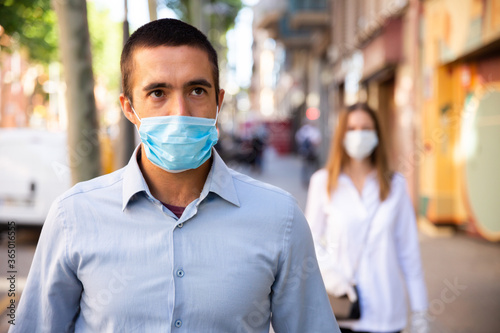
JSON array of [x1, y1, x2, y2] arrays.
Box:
[[161, 202, 186, 218], [138, 147, 185, 218]]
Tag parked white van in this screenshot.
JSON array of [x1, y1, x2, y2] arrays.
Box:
[[0, 128, 71, 225]]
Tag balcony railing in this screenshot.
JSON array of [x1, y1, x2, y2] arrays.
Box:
[[253, 0, 287, 33], [288, 0, 330, 29], [278, 15, 312, 48], [289, 0, 328, 11]]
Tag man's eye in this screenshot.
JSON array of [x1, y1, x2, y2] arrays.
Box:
[[191, 88, 205, 96], [150, 90, 164, 98]]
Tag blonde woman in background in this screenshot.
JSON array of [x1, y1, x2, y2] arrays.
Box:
[[305, 103, 429, 333]]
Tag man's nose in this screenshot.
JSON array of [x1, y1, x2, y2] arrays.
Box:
[[169, 95, 190, 116]]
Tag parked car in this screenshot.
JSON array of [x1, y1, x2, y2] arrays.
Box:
[[0, 128, 71, 226]]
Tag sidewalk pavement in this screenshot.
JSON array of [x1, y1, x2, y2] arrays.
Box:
[[239, 148, 500, 333]]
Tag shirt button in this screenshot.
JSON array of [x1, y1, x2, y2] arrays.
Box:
[[174, 319, 182, 328], [176, 269, 185, 278], [178, 223, 184, 228]]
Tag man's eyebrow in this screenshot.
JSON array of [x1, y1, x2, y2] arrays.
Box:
[[185, 79, 212, 89], [142, 82, 172, 91], [142, 80, 213, 91]]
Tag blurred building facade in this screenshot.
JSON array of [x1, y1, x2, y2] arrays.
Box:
[[252, 0, 332, 156], [419, 0, 500, 241], [0, 26, 67, 130], [251, 0, 500, 241]]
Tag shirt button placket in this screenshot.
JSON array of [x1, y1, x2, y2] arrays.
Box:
[[173, 219, 184, 330], [174, 270, 184, 328]]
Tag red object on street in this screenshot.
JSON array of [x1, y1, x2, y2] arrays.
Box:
[[264, 120, 291, 155]]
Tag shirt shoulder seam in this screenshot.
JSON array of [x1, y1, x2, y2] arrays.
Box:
[[59, 173, 125, 202], [231, 172, 294, 200]]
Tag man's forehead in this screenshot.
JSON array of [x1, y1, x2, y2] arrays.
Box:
[[132, 44, 210, 63], [130, 45, 214, 85]]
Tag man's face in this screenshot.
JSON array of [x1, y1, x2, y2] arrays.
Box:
[[120, 45, 224, 127]]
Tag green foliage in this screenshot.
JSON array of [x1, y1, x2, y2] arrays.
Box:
[[0, 0, 122, 95], [161, 0, 242, 37], [0, 0, 58, 64], [209, 0, 243, 33], [162, 0, 188, 20], [160, 0, 243, 67], [87, 2, 123, 92]]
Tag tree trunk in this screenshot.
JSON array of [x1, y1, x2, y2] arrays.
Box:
[[189, 0, 207, 33], [116, 0, 136, 169], [52, 0, 101, 184], [148, 0, 158, 21]]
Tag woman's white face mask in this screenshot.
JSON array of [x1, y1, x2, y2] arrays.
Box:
[[343, 130, 378, 160]]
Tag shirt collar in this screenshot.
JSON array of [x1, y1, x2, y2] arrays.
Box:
[[122, 146, 240, 211], [198, 149, 240, 207], [122, 145, 152, 211]]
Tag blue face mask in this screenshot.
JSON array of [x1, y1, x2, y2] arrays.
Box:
[[130, 102, 219, 173]]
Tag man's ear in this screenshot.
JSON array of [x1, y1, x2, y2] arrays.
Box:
[[217, 89, 225, 112], [119, 94, 139, 127], [215, 89, 225, 129]]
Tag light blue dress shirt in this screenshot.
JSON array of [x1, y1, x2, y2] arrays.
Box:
[[12, 147, 339, 333]]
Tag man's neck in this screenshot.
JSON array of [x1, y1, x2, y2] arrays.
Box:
[[138, 146, 212, 207]]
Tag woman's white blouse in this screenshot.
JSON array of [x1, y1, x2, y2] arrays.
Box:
[[305, 169, 428, 332]]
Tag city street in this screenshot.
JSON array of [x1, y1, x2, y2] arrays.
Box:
[[243, 149, 500, 333], [1, 0, 499, 332], [0, 150, 499, 332]]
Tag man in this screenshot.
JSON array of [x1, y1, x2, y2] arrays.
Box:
[[295, 120, 321, 187], [12, 19, 339, 332]]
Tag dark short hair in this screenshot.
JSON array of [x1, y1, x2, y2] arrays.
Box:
[[120, 18, 220, 105]]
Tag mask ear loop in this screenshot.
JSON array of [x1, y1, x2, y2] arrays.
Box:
[[214, 100, 224, 126], [128, 98, 142, 124]]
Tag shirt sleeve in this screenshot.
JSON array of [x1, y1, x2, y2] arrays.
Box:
[[9, 198, 82, 333], [270, 198, 340, 333], [394, 178, 429, 312]]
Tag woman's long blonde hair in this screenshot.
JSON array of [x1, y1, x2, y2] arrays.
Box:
[[325, 103, 392, 201]]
